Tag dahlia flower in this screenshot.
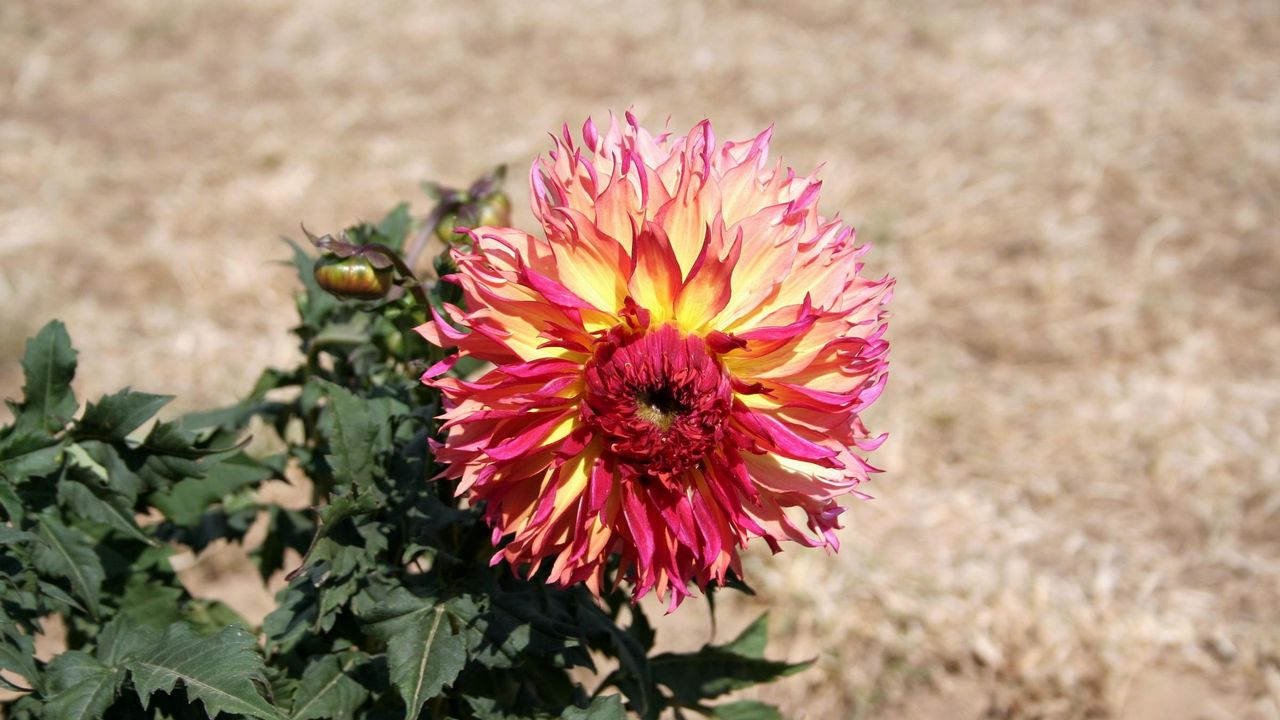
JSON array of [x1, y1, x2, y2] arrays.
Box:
[[418, 113, 892, 608]]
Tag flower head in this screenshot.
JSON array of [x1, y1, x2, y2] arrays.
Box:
[[418, 113, 893, 608]]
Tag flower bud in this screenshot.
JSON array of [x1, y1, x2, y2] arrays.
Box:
[[313, 255, 394, 301]]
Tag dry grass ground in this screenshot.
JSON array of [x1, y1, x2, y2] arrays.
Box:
[[3, 1, 1279, 718]]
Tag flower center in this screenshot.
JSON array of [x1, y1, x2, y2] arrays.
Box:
[[581, 324, 733, 479]]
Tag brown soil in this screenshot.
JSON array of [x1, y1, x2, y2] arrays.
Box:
[[3, 1, 1279, 718]]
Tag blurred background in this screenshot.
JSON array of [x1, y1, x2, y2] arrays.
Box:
[[2, 1, 1278, 717]]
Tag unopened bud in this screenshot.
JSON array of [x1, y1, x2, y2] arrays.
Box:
[[313, 255, 394, 301]]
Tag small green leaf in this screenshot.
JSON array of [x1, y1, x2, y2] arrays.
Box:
[[648, 614, 811, 706], [0, 526, 34, 544], [290, 652, 370, 720], [127, 623, 285, 720], [560, 695, 626, 720], [149, 452, 274, 525], [32, 513, 104, 620], [722, 614, 768, 659], [0, 628, 41, 694], [77, 389, 172, 441], [708, 700, 783, 720], [0, 481, 25, 522], [43, 651, 121, 720], [15, 320, 78, 434], [364, 591, 466, 720], [317, 380, 378, 490], [58, 476, 157, 546], [378, 202, 413, 251], [0, 431, 64, 480]]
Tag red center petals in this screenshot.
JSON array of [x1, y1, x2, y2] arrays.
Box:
[[581, 324, 732, 480]]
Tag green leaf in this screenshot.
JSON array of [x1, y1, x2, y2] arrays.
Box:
[[649, 652, 809, 707], [79, 441, 143, 504], [0, 628, 41, 694], [43, 651, 121, 720], [709, 700, 783, 720], [32, 513, 104, 620], [95, 615, 159, 666], [127, 623, 285, 720], [560, 695, 626, 720], [0, 431, 64, 481], [77, 389, 172, 441], [286, 237, 339, 329], [290, 652, 370, 720], [116, 579, 184, 631], [364, 591, 466, 720], [149, 452, 274, 525], [722, 614, 768, 659], [378, 203, 412, 252], [0, 481, 25, 522], [317, 380, 378, 490], [15, 320, 78, 434], [58, 475, 157, 546], [0, 526, 34, 544], [648, 615, 810, 707]]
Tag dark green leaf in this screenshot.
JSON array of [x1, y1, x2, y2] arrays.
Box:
[[378, 203, 412, 252], [127, 623, 285, 720], [649, 650, 809, 707], [0, 628, 41, 694], [116, 579, 184, 631], [77, 389, 172, 441], [709, 700, 783, 720], [95, 615, 159, 666], [0, 481, 25, 522], [722, 614, 768, 659], [43, 651, 121, 720], [32, 513, 104, 620], [560, 695, 626, 720], [58, 476, 157, 546], [149, 452, 274, 525], [15, 320, 78, 434], [0, 526, 34, 544], [317, 380, 378, 490], [80, 441, 143, 504], [0, 431, 64, 480], [290, 652, 371, 720], [364, 591, 466, 720]]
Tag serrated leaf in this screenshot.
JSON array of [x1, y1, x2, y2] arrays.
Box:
[[127, 623, 284, 720], [0, 481, 24, 522], [95, 615, 158, 666], [149, 452, 274, 525], [286, 237, 339, 329], [364, 592, 466, 720], [649, 650, 810, 707], [646, 614, 809, 708], [15, 320, 78, 434], [560, 695, 626, 720], [0, 431, 64, 480], [80, 441, 143, 504], [116, 579, 184, 631], [76, 389, 172, 441], [44, 651, 121, 720], [0, 628, 41, 694], [32, 514, 104, 620], [58, 476, 157, 546], [378, 203, 412, 252], [722, 614, 768, 659], [317, 380, 377, 490], [290, 652, 370, 720]]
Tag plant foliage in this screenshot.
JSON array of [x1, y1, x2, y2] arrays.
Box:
[[0, 173, 806, 719]]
